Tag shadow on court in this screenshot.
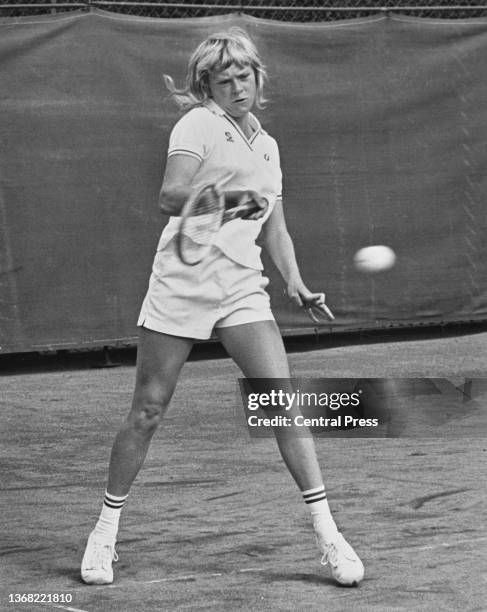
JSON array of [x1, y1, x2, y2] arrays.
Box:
[[0, 326, 486, 611]]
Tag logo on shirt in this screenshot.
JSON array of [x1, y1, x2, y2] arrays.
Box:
[[264, 153, 270, 161], [225, 131, 234, 143]]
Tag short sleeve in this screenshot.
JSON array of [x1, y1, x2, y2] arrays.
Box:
[[167, 108, 214, 163]]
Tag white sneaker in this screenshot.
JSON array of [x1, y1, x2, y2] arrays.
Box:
[[317, 531, 364, 586], [81, 530, 118, 585]]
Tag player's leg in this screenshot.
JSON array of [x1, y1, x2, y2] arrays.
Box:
[[107, 327, 193, 495], [217, 319, 323, 490], [81, 327, 193, 585], [216, 320, 364, 586]]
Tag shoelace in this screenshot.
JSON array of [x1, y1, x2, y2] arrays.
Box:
[[89, 542, 118, 570], [320, 536, 355, 567], [320, 541, 338, 567]]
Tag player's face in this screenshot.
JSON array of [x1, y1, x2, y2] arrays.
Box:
[[208, 64, 257, 120]]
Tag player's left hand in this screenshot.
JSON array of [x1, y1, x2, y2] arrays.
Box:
[[287, 282, 335, 322]]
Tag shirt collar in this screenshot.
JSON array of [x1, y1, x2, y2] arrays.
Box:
[[204, 99, 262, 135]]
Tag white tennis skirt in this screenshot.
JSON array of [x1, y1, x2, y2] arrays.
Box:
[[137, 241, 274, 340]]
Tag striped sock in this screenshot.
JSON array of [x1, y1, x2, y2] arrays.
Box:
[[93, 491, 128, 543], [302, 485, 338, 539]]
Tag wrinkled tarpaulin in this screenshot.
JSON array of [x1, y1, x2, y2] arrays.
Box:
[[0, 10, 486, 353]]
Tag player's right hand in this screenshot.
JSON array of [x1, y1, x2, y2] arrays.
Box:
[[223, 190, 269, 220]]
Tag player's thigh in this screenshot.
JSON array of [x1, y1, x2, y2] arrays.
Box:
[[216, 320, 290, 378], [132, 327, 193, 410]]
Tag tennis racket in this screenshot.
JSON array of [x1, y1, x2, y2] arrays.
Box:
[[177, 175, 259, 266]]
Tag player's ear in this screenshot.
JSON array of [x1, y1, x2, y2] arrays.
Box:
[[200, 74, 211, 98]]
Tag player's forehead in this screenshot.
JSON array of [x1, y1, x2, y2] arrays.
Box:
[[210, 62, 251, 80]]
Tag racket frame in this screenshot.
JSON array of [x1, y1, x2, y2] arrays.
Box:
[[176, 182, 225, 266], [176, 172, 260, 265]]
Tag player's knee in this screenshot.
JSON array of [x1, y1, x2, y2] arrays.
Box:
[[131, 387, 171, 436]]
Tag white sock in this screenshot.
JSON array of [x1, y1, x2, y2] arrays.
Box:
[[302, 485, 339, 540], [93, 491, 128, 543]]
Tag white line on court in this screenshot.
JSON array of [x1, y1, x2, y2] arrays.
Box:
[[38, 604, 89, 612], [416, 536, 487, 552], [105, 567, 266, 590], [374, 535, 487, 552]]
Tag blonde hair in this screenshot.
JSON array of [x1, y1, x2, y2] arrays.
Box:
[[164, 27, 267, 111]]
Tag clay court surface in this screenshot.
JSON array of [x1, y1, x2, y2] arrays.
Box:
[[1, 325, 486, 611]]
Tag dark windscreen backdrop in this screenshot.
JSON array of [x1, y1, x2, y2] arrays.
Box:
[[0, 10, 486, 353]]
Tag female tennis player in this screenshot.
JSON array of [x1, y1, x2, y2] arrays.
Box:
[[81, 28, 364, 587]]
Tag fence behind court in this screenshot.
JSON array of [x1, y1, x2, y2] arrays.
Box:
[[1, 1, 487, 20], [1, 10, 486, 353]]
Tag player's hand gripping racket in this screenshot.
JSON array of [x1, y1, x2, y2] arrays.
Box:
[[177, 173, 260, 266], [302, 293, 335, 322]]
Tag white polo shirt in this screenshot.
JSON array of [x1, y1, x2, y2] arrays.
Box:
[[157, 99, 282, 270]]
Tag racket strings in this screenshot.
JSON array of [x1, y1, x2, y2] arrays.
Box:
[[179, 186, 223, 264]]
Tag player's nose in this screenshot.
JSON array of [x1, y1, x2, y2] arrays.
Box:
[[231, 79, 243, 94]]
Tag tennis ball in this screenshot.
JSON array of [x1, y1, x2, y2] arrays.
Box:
[[353, 245, 396, 273]]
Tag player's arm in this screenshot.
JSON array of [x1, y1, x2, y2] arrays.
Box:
[[159, 154, 201, 216], [261, 199, 333, 319], [159, 154, 267, 219], [261, 199, 302, 290]]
